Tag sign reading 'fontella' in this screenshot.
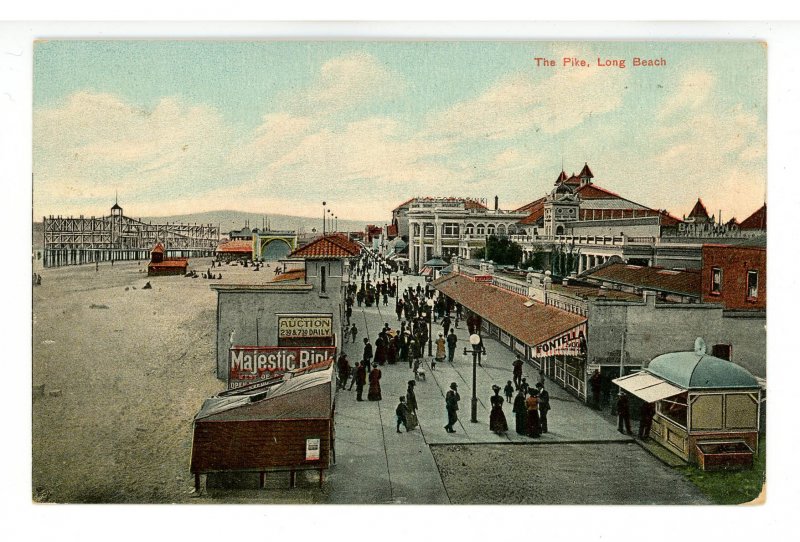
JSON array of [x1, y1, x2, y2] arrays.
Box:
[[228, 346, 336, 389], [533, 324, 588, 358], [278, 314, 333, 339]]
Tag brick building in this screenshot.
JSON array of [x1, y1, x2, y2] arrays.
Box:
[[701, 242, 766, 310]]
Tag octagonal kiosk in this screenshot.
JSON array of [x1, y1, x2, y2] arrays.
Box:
[[613, 338, 761, 470]]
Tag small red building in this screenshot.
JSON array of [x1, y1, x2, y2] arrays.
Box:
[[147, 243, 188, 276], [190, 364, 335, 490], [701, 243, 766, 310]]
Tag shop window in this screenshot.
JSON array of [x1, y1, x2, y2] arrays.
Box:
[[710, 267, 722, 294], [747, 270, 758, 300], [659, 392, 688, 428]]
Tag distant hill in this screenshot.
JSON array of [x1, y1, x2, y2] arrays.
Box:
[[138, 210, 381, 237], [32, 210, 385, 249]]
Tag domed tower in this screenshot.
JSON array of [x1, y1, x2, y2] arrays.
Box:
[[543, 181, 580, 236]]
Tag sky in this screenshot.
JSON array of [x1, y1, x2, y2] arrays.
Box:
[[32, 40, 767, 224]]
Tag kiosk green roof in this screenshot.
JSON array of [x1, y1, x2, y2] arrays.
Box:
[[647, 351, 759, 390]]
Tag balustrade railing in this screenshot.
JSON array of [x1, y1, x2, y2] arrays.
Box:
[[492, 276, 528, 295]]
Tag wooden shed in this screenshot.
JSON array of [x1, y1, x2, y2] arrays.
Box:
[[190, 364, 335, 489], [614, 339, 761, 470], [147, 243, 188, 276]]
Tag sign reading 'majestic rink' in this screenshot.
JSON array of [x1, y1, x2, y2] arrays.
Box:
[[228, 346, 336, 389]]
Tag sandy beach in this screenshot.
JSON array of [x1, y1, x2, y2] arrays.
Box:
[[31, 259, 265, 503]]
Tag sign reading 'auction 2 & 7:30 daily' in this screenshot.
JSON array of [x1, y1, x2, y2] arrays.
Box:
[[278, 314, 333, 339]]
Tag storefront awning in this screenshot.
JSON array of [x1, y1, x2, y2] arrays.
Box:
[[613, 371, 684, 403], [420, 266, 433, 276]]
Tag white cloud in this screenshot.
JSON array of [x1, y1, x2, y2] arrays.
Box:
[[33, 55, 765, 224], [34, 91, 235, 215], [423, 56, 630, 141], [620, 71, 766, 219], [657, 70, 715, 120], [287, 52, 405, 116]]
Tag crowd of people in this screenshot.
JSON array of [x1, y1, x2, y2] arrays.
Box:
[[336, 249, 562, 438]]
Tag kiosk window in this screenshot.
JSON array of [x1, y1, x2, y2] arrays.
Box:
[[659, 392, 688, 428]]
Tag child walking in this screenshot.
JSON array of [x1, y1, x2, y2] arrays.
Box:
[[504, 380, 515, 404], [396, 396, 409, 433]]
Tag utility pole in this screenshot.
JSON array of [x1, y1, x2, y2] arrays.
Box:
[[619, 330, 626, 380]]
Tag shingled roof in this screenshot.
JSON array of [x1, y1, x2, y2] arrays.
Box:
[[216, 240, 253, 253], [583, 263, 701, 297], [289, 234, 361, 260], [431, 273, 586, 347], [688, 198, 710, 219], [739, 203, 766, 231], [513, 196, 546, 214]]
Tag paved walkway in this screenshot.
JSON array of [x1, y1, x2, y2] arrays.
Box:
[[202, 271, 706, 504], [328, 273, 634, 504]]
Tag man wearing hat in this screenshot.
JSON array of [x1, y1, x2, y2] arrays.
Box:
[[337, 352, 350, 390], [362, 337, 373, 367], [354, 361, 367, 401], [444, 382, 460, 433], [536, 382, 550, 433], [512, 356, 524, 390], [615, 390, 632, 435], [406, 380, 419, 430]]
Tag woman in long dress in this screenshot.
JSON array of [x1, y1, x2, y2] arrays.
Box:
[[489, 385, 509, 433], [434, 333, 446, 369], [374, 336, 387, 365], [512, 388, 527, 435], [368, 363, 382, 401], [405, 380, 419, 430]]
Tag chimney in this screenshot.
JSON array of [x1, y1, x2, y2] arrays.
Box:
[[643, 289, 656, 305], [494, 195, 498, 211]]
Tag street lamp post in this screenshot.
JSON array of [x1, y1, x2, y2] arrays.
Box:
[[322, 201, 327, 236], [463, 333, 484, 423], [426, 298, 434, 357]]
